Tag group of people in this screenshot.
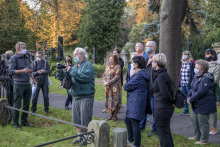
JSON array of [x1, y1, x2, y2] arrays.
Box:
[[2, 41, 219, 146], [3, 42, 51, 129], [102, 40, 219, 147]]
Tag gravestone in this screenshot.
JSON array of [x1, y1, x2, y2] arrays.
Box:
[[185, 39, 192, 51], [212, 42, 220, 64], [113, 128, 127, 147], [124, 42, 134, 53], [120, 48, 129, 65], [104, 51, 112, 67], [1, 54, 5, 60], [87, 120, 110, 147], [57, 35, 64, 62]]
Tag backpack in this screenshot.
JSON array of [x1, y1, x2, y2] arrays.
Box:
[[62, 70, 73, 90], [0, 60, 6, 74], [172, 81, 186, 108], [200, 77, 220, 102]]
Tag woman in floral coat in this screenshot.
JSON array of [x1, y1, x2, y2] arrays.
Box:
[[102, 54, 121, 121]]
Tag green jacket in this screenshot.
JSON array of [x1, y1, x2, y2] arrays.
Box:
[[56, 60, 95, 98], [208, 62, 220, 83]]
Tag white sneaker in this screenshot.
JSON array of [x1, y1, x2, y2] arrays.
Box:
[[209, 128, 217, 135], [102, 109, 107, 113], [71, 138, 79, 144]]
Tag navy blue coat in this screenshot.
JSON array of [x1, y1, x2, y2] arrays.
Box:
[[188, 72, 217, 114], [123, 69, 150, 121]]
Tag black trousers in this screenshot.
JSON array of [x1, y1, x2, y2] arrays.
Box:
[[156, 119, 174, 147]]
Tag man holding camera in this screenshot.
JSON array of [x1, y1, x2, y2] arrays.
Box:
[[56, 47, 95, 145], [8, 42, 37, 129], [31, 51, 50, 114]]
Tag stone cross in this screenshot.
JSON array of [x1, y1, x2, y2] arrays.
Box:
[[185, 39, 192, 51]]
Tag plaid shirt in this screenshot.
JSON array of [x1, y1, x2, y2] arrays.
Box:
[[180, 61, 190, 86]]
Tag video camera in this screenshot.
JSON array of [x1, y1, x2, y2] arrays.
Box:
[[55, 63, 66, 69]]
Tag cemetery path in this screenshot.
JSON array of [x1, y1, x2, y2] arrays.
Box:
[[35, 92, 220, 145]]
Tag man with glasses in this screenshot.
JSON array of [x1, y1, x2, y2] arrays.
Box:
[[31, 51, 51, 114], [145, 41, 157, 137]]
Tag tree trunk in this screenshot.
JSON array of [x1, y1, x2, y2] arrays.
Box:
[[159, 0, 183, 82], [53, 0, 58, 48]]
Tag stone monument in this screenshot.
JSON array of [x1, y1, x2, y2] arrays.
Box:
[[212, 42, 220, 64], [120, 48, 129, 65], [124, 42, 134, 53], [57, 35, 64, 62]]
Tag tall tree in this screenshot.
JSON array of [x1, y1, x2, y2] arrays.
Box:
[[78, 0, 125, 63], [159, 0, 186, 81], [0, 0, 33, 54]]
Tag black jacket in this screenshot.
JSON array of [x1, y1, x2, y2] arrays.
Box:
[[119, 57, 124, 86], [153, 67, 174, 109], [153, 67, 174, 126], [145, 58, 156, 97]]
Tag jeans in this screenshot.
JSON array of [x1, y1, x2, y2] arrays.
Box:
[[65, 91, 72, 107], [181, 85, 190, 113], [140, 114, 147, 130], [151, 97, 156, 132], [125, 116, 141, 147], [31, 79, 49, 112], [13, 84, 32, 125]]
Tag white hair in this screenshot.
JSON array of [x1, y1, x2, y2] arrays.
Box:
[[15, 42, 26, 50], [153, 53, 167, 67], [74, 47, 88, 59]]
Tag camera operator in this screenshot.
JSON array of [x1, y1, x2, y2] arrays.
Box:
[[56, 47, 95, 145], [64, 55, 73, 110]]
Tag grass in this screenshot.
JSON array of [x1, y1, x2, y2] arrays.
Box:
[[0, 104, 219, 147], [50, 76, 220, 120]]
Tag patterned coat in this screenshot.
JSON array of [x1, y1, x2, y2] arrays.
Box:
[[124, 69, 150, 121], [103, 65, 121, 114]]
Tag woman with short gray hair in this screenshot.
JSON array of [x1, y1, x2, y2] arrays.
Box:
[[178, 50, 195, 116], [187, 59, 217, 145], [152, 53, 174, 147]]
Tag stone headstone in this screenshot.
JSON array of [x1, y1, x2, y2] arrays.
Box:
[[113, 128, 127, 147], [212, 42, 220, 64], [1, 54, 5, 60], [88, 120, 110, 147], [57, 35, 63, 62], [120, 48, 129, 65], [124, 42, 134, 53], [104, 51, 112, 67]]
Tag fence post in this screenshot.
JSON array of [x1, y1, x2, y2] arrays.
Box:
[[88, 120, 110, 147]]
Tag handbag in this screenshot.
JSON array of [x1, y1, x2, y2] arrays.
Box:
[[63, 71, 73, 90], [214, 83, 220, 101], [145, 83, 152, 114], [172, 81, 186, 108]]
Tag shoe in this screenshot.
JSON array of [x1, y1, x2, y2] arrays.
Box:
[[102, 109, 106, 113], [65, 106, 70, 110], [31, 111, 35, 116], [195, 141, 207, 145], [45, 111, 50, 114], [181, 112, 189, 116], [70, 138, 79, 144], [209, 128, 217, 135], [188, 137, 196, 140], [147, 131, 157, 137], [127, 140, 134, 147], [14, 124, 22, 129], [21, 122, 35, 128]]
